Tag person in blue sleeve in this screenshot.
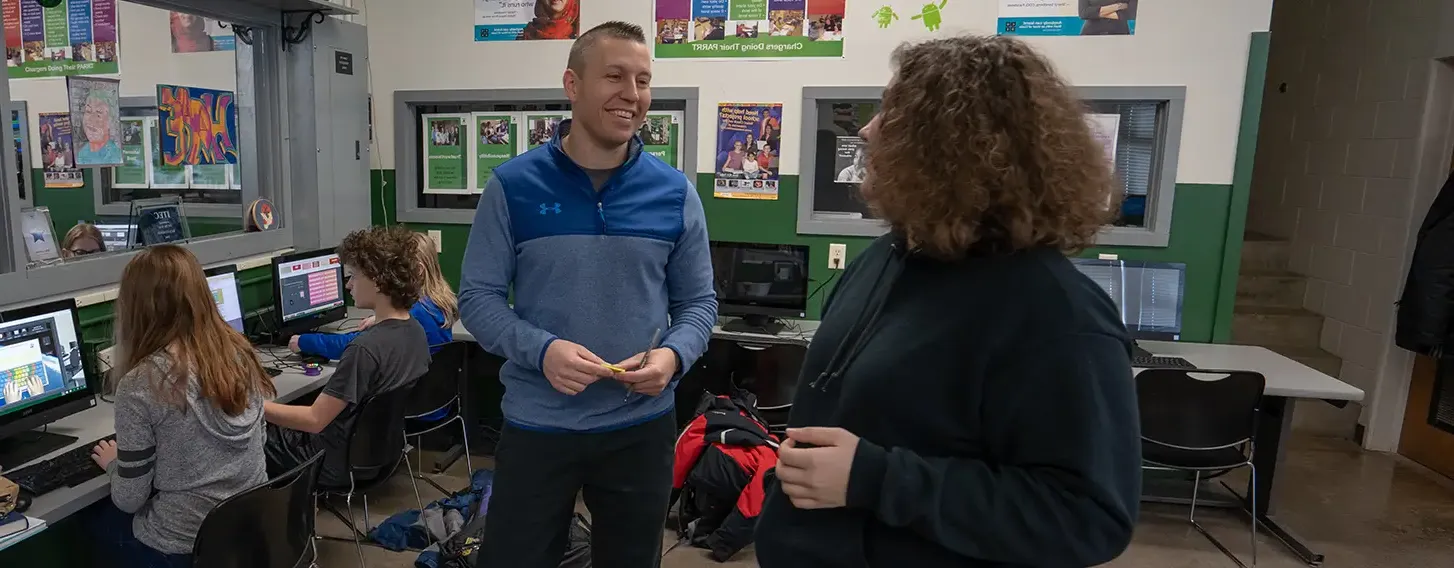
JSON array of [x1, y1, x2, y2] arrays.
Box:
[[458, 21, 717, 568], [290, 232, 457, 358]]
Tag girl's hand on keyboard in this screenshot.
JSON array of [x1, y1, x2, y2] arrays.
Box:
[[91, 439, 118, 470]]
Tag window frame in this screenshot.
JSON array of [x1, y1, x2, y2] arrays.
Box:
[[94, 96, 249, 217], [795, 85, 1187, 247], [393, 87, 701, 224]]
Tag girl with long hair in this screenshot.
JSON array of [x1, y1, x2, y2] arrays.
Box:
[[89, 245, 276, 567]]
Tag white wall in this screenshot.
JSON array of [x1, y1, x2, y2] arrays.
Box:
[[361, 0, 1271, 184], [9, 1, 237, 168]]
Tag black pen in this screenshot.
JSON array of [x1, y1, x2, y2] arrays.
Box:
[[623, 327, 662, 402]]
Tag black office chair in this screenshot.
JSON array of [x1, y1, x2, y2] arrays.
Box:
[[404, 341, 473, 496], [1136, 368, 1265, 568], [316, 384, 422, 567], [192, 451, 325, 568]]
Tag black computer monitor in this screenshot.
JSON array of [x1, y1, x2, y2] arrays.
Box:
[[710, 241, 810, 335], [93, 222, 135, 252], [1071, 258, 1187, 341], [0, 298, 98, 470], [271, 248, 347, 340], [205, 265, 245, 334]]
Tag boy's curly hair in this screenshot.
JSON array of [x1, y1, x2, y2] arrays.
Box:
[[337, 225, 424, 310]]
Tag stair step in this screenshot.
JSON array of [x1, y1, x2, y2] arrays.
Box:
[[1268, 345, 1342, 377], [1231, 306, 1323, 348], [1241, 233, 1290, 272], [1236, 270, 1306, 309]]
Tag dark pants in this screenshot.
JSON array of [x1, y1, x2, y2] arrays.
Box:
[[481, 412, 676, 568], [264, 422, 322, 479], [88, 501, 193, 568]]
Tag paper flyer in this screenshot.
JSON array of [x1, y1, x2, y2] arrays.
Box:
[[474, 0, 579, 41], [832, 136, 866, 184], [473, 112, 517, 192], [997, 0, 1137, 36], [37, 112, 81, 188], [1085, 113, 1121, 173], [112, 117, 148, 188], [3, 0, 119, 79], [522, 113, 565, 152], [713, 102, 782, 200], [654, 0, 845, 59], [170, 11, 235, 53], [189, 164, 228, 189], [422, 114, 468, 194], [151, 117, 188, 189], [638, 111, 683, 171]]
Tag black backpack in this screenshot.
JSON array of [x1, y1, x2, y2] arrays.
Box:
[[438, 512, 592, 568]]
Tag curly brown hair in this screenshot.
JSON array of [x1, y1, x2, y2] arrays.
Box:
[[337, 225, 424, 310], [865, 35, 1119, 259]]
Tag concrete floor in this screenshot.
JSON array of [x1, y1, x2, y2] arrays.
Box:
[[312, 434, 1454, 567]]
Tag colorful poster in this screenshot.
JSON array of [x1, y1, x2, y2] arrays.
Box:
[[170, 12, 235, 53], [1085, 113, 1121, 173], [150, 117, 187, 188], [474, 0, 579, 41], [37, 112, 81, 188], [654, 0, 844, 58], [113, 117, 148, 187], [713, 102, 782, 200], [156, 84, 239, 166], [422, 114, 467, 194], [638, 111, 682, 171], [472, 112, 516, 192], [65, 75, 120, 166], [3, 0, 118, 79], [998, 0, 1137, 36], [522, 113, 564, 152]]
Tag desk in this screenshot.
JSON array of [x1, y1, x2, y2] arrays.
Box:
[[14, 348, 333, 524]]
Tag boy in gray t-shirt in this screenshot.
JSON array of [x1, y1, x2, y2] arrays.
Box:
[[263, 226, 431, 486]]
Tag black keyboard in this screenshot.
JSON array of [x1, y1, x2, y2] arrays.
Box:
[[264, 366, 283, 378], [1132, 355, 1196, 369], [5, 435, 114, 496]]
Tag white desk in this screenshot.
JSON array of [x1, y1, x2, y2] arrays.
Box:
[[14, 348, 334, 524], [1138, 340, 1364, 402]]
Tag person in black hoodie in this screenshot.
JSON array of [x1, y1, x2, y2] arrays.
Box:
[[754, 34, 1142, 567]]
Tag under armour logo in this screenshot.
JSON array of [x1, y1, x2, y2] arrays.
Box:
[[539, 202, 562, 215]]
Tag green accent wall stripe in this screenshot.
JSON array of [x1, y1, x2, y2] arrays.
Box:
[[1212, 31, 1271, 343]]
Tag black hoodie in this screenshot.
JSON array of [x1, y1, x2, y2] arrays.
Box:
[[755, 235, 1141, 567]]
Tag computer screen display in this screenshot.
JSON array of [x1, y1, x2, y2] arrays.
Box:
[[137, 204, 185, 246], [275, 251, 345, 323], [1071, 258, 1186, 341], [710, 241, 810, 318], [94, 223, 136, 251], [0, 306, 89, 419], [206, 269, 245, 333]]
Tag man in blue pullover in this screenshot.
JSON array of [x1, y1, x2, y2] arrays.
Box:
[[458, 21, 717, 568]]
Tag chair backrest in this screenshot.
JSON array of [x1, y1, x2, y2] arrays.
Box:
[[192, 451, 324, 568], [1135, 368, 1266, 451], [343, 382, 416, 484], [406, 341, 469, 417]]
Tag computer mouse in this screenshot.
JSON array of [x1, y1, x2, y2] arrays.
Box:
[[14, 485, 33, 514]]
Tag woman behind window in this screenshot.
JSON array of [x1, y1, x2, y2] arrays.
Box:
[[60, 222, 105, 258], [90, 245, 276, 567], [754, 34, 1140, 567]]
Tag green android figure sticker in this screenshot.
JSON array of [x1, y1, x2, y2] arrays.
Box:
[[911, 0, 949, 32], [872, 6, 900, 28]]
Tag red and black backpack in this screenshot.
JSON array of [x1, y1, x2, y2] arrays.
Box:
[[670, 391, 780, 562]]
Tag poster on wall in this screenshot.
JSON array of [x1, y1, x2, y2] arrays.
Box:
[[1085, 113, 1121, 173], [2, 0, 120, 79], [997, 0, 1137, 36], [65, 75, 121, 166], [833, 136, 866, 183], [654, 0, 845, 59], [474, 0, 579, 42], [638, 111, 683, 171], [170, 11, 235, 53], [422, 114, 468, 194], [473, 112, 516, 192], [713, 102, 782, 200], [522, 113, 565, 152], [157, 84, 239, 166], [37, 112, 82, 188], [151, 117, 188, 189], [113, 117, 149, 188]]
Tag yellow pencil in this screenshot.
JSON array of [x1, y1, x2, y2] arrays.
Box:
[[601, 363, 627, 373]]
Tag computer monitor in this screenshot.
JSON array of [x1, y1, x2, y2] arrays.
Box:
[[93, 222, 136, 252], [271, 248, 347, 339], [710, 241, 810, 335], [136, 202, 186, 246], [0, 298, 98, 469], [1070, 258, 1187, 341], [205, 265, 245, 334]]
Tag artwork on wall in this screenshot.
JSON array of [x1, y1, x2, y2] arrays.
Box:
[[654, 0, 845, 59], [713, 102, 782, 200], [474, 0, 580, 42], [156, 84, 239, 166], [37, 112, 81, 188], [473, 112, 516, 192], [2, 0, 119, 79], [421, 113, 468, 195], [997, 0, 1137, 36], [65, 75, 121, 166], [169, 11, 235, 53]]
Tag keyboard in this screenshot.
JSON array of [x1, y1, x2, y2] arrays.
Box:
[[1132, 355, 1196, 369], [5, 435, 114, 496], [264, 366, 283, 378]]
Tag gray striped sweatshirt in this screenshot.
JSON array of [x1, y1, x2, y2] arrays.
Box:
[[108, 353, 269, 555]]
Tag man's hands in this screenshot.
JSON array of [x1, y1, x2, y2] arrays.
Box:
[[542, 340, 613, 395], [611, 348, 679, 397], [777, 427, 860, 510], [1099, 2, 1127, 18]]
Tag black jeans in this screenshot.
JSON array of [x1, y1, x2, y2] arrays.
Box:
[[481, 412, 676, 568], [88, 501, 193, 568]]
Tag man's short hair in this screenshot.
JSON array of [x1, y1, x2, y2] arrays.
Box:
[[567, 21, 646, 73], [337, 225, 425, 310]]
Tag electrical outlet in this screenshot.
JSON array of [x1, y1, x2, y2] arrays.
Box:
[[828, 243, 847, 270], [428, 230, 443, 254]]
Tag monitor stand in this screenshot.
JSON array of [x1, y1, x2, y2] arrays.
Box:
[[722, 315, 786, 336], [0, 429, 79, 469]]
